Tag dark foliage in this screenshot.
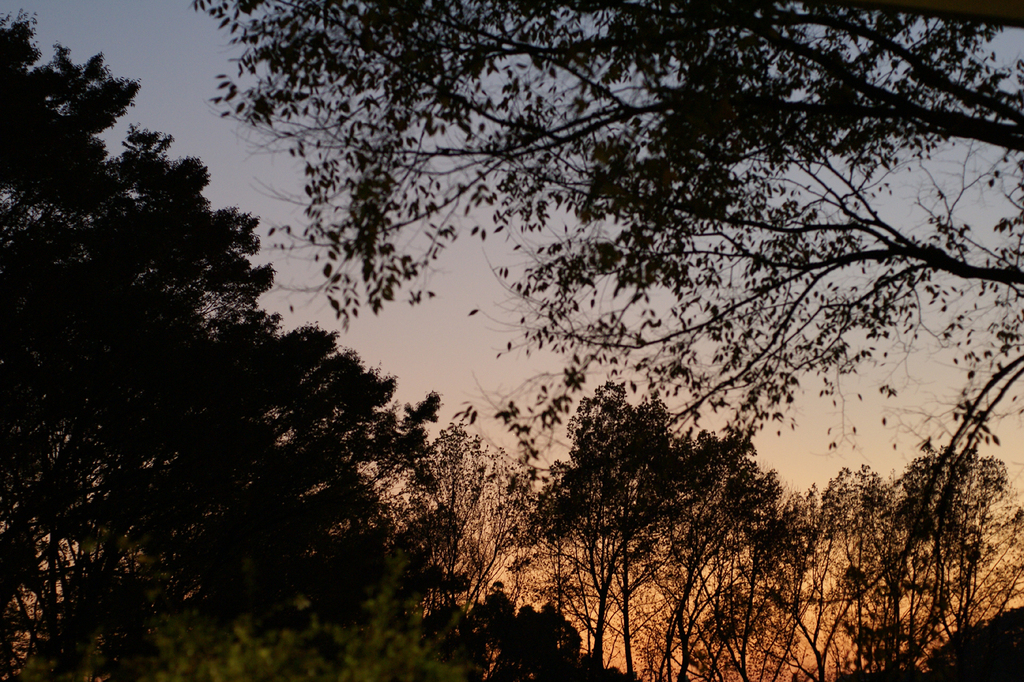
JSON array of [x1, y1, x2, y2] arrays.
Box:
[[0, 15, 437, 676], [929, 607, 1024, 682], [198, 0, 1024, 450], [461, 589, 583, 682]]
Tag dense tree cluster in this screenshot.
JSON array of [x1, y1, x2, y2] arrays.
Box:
[[531, 385, 1024, 682], [198, 0, 1024, 452], [0, 14, 440, 675]]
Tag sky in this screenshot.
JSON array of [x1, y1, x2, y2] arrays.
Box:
[[7, 0, 1023, 490]]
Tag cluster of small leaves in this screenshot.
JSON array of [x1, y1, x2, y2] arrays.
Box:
[[198, 0, 1024, 449]]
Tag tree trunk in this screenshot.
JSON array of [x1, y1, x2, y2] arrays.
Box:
[[622, 551, 634, 679]]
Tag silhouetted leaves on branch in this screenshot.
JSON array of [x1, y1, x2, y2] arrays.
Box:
[[199, 0, 1024, 450], [0, 15, 437, 676]]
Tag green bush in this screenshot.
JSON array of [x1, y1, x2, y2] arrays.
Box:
[[22, 575, 466, 682]]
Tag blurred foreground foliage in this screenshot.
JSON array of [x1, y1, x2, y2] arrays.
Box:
[[22, 567, 466, 682]]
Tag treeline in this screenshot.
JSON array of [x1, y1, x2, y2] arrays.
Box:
[[3, 15, 1024, 682], [444, 384, 1024, 682]]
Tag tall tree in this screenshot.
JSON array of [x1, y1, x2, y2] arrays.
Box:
[[903, 447, 1024, 676], [651, 432, 794, 679], [699, 462, 794, 682], [652, 432, 782, 682], [200, 0, 1024, 450], [0, 16, 436, 676], [826, 466, 936, 676], [403, 425, 532, 621], [537, 383, 677, 676], [782, 487, 860, 682]]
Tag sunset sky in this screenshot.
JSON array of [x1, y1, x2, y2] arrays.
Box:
[[9, 0, 1023, 489]]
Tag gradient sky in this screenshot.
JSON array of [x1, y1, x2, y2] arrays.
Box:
[[8, 0, 1023, 489]]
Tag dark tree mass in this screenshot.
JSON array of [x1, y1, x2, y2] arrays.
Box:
[[0, 15, 437, 675], [199, 0, 1024, 451]]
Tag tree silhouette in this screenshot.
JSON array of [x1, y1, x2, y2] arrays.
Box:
[[684, 441, 793, 682], [649, 431, 783, 682], [537, 384, 680, 676], [783, 486, 861, 682], [0, 16, 437, 676], [461, 588, 584, 682], [199, 0, 1024, 450], [403, 425, 532, 622], [531, 384, 803, 682], [900, 448, 1024, 677], [781, 451, 1024, 681]]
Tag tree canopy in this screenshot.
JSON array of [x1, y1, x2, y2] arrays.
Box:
[[402, 424, 532, 621], [529, 384, 1024, 681], [198, 0, 1024, 450], [0, 15, 437, 675]]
